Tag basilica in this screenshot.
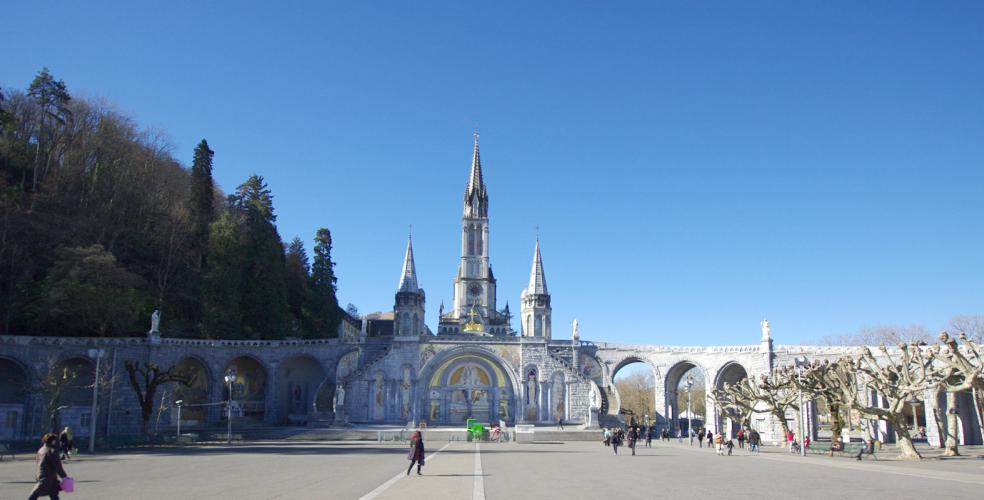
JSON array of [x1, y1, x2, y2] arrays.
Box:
[[1, 136, 978, 450]]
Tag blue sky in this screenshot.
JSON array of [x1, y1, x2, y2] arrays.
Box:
[[5, 1, 983, 345]]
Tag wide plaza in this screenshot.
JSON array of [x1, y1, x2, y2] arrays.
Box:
[[2, 437, 982, 499]]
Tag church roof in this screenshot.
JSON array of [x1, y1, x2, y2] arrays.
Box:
[[526, 239, 548, 295], [397, 235, 420, 293]]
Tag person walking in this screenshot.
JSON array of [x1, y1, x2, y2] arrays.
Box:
[[603, 428, 612, 447], [406, 430, 426, 476], [557, 417, 564, 430], [628, 426, 638, 456], [645, 426, 653, 448], [676, 428, 682, 443], [736, 430, 745, 450], [787, 430, 796, 453], [58, 427, 73, 460], [28, 433, 68, 500], [611, 428, 622, 455], [714, 432, 724, 455], [697, 428, 705, 448], [749, 429, 760, 453]]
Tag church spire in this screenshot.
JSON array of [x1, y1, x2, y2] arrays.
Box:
[[463, 130, 488, 218], [397, 234, 419, 293], [527, 238, 548, 295]]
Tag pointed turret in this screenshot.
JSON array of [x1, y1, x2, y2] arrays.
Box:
[[463, 131, 488, 218], [394, 234, 426, 336], [527, 239, 548, 295], [397, 235, 419, 293], [520, 239, 552, 339]]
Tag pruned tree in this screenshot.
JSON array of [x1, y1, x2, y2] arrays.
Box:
[[124, 360, 195, 437], [788, 360, 848, 442], [806, 345, 930, 460], [715, 371, 799, 438], [925, 331, 984, 456]]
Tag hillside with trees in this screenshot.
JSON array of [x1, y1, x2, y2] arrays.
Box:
[[0, 68, 341, 338]]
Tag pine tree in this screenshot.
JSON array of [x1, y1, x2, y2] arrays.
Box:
[[231, 175, 288, 339], [309, 228, 341, 337], [285, 236, 312, 337], [200, 213, 244, 339], [189, 139, 215, 270]]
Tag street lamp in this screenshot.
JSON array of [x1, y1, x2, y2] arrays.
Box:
[[224, 369, 236, 444], [686, 375, 694, 446], [175, 400, 184, 438], [86, 348, 105, 454], [794, 356, 808, 457]]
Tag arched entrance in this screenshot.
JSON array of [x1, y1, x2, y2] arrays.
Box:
[[173, 357, 210, 425], [0, 358, 28, 440], [665, 361, 705, 435], [223, 357, 267, 421], [610, 358, 658, 426], [422, 351, 515, 426], [714, 362, 749, 438], [278, 356, 326, 424]]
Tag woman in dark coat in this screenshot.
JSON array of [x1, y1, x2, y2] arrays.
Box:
[[58, 427, 73, 460], [29, 433, 68, 500], [407, 430, 426, 476]]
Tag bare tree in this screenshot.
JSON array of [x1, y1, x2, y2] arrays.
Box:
[[818, 324, 933, 346], [124, 361, 195, 437], [614, 371, 655, 419], [806, 345, 930, 460], [715, 370, 799, 438], [926, 331, 984, 456]]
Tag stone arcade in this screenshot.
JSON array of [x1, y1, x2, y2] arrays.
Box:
[[0, 136, 980, 447]]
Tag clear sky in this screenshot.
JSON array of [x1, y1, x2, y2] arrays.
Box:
[[5, 1, 983, 346]]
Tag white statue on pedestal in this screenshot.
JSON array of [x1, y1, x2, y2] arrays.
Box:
[[333, 384, 345, 412], [572, 319, 579, 341], [760, 319, 771, 341], [150, 309, 161, 333]]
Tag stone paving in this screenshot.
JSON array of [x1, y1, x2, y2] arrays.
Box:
[[1, 439, 982, 499]]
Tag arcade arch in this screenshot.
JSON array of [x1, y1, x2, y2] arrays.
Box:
[[714, 362, 750, 437], [278, 355, 325, 423], [665, 361, 706, 434], [0, 358, 28, 440], [172, 357, 210, 424], [224, 356, 267, 420], [610, 358, 658, 423]]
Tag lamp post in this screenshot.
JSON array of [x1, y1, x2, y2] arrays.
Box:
[[86, 348, 105, 453], [224, 370, 236, 444], [175, 400, 183, 438], [686, 375, 694, 446], [794, 356, 808, 457]]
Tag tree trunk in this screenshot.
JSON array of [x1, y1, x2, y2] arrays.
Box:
[[829, 402, 843, 441], [932, 407, 946, 448], [892, 416, 922, 460], [943, 391, 960, 456]]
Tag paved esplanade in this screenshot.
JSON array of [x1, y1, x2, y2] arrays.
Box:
[[2, 440, 982, 499]]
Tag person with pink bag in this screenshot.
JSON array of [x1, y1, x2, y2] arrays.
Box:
[[28, 433, 70, 499]]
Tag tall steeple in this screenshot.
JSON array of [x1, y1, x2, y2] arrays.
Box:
[[463, 130, 488, 218], [520, 238, 552, 339], [446, 131, 500, 334], [397, 234, 419, 292], [394, 233, 425, 336]]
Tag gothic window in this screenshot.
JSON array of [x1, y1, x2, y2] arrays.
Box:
[[535, 314, 543, 337], [477, 227, 483, 254], [468, 226, 476, 255], [412, 313, 419, 335]]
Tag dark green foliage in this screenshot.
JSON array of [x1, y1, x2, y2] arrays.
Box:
[[232, 175, 289, 339], [285, 236, 312, 337], [33, 245, 149, 337], [189, 139, 215, 269], [200, 213, 244, 339], [309, 228, 341, 337]]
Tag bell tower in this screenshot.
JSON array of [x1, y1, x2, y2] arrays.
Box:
[[520, 239, 551, 339]]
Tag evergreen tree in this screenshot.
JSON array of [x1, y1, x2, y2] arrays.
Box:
[[285, 236, 312, 337], [230, 175, 288, 339], [189, 139, 215, 270], [26, 68, 71, 194], [308, 227, 341, 337], [200, 213, 243, 339]]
